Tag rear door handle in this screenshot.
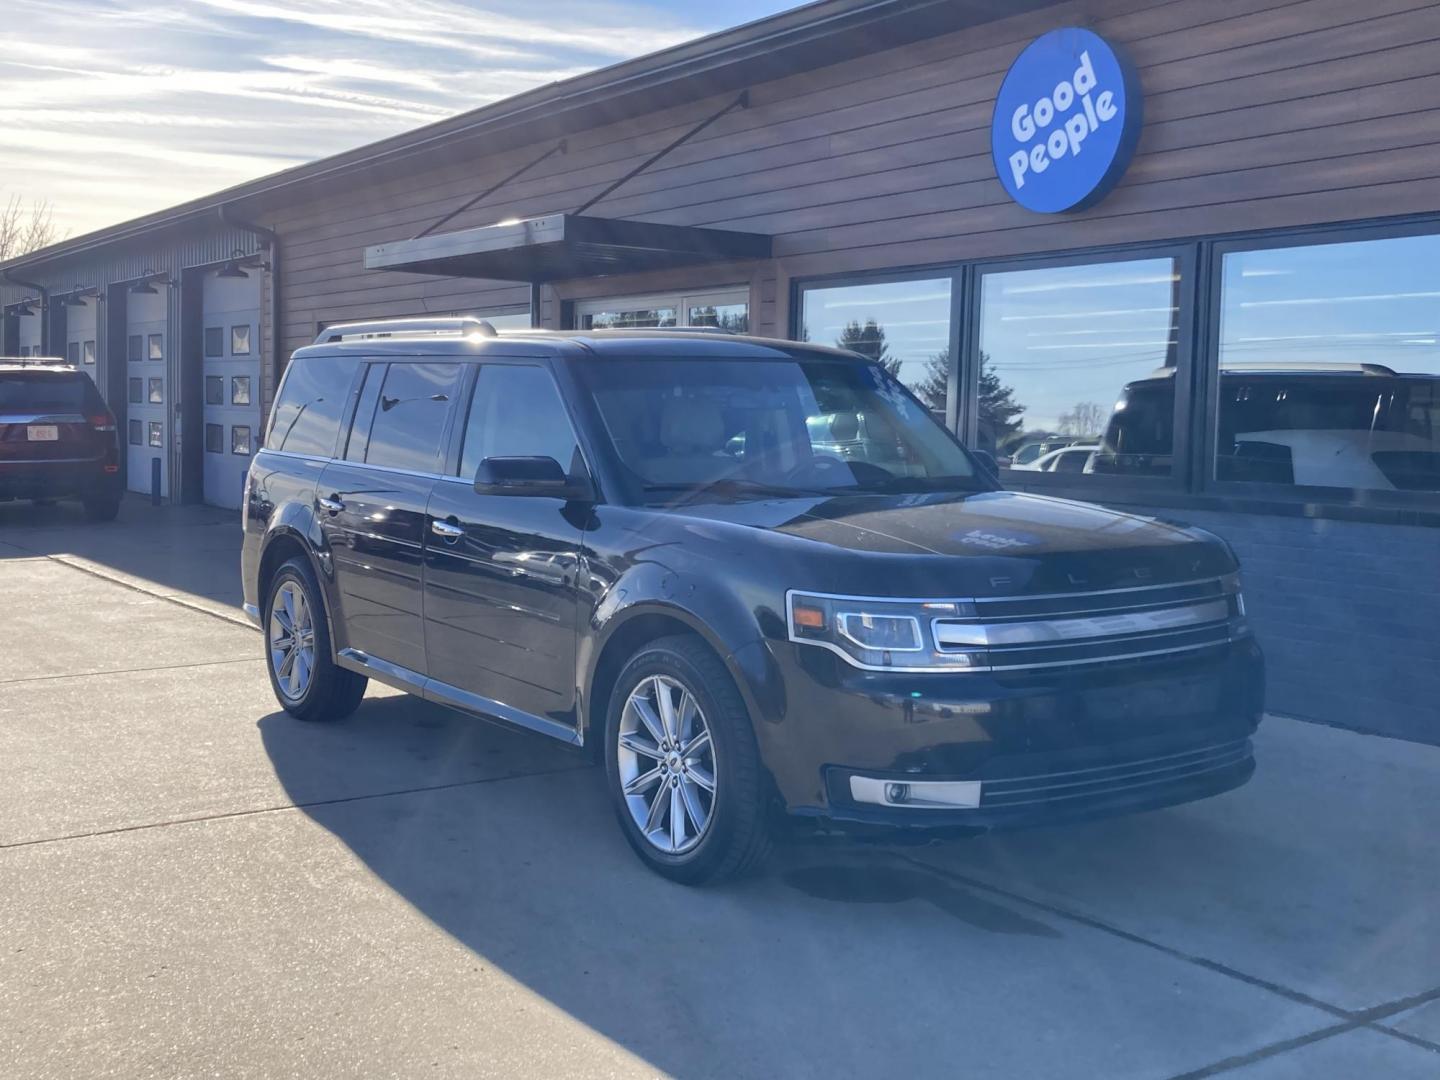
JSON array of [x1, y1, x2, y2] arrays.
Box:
[[430, 519, 464, 539], [317, 495, 345, 513]]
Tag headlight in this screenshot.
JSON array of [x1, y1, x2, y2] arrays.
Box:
[[787, 591, 979, 671]]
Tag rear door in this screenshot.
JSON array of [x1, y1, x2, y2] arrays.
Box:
[[422, 362, 587, 731], [317, 360, 464, 677]]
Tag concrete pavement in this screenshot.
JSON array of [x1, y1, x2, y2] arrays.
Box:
[[1, 502, 1437, 1078]]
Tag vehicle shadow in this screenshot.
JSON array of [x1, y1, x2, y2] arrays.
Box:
[[0, 498, 244, 610], [258, 693, 1080, 1078]]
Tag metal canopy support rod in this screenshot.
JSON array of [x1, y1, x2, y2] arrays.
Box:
[[573, 91, 749, 216], [414, 140, 568, 240]]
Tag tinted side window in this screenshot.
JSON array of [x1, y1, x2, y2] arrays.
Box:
[[360, 362, 463, 472], [269, 356, 360, 457], [460, 365, 580, 480]]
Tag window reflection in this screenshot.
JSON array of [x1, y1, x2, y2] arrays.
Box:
[[583, 307, 678, 330], [1217, 234, 1440, 492], [978, 258, 1180, 479], [800, 278, 952, 417]]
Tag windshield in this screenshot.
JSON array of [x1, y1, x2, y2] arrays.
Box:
[[576, 356, 983, 500]]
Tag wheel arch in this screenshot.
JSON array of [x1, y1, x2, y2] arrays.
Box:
[[256, 527, 338, 655], [582, 602, 766, 757]]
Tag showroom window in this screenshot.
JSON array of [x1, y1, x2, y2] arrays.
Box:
[[83, 340, 95, 365], [800, 277, 953, 416], [231, 376, 251, 405], [1214, 232, 1440, 494], [148, 334, 163, 361], [975, 256, 1182, 482], [148, 378, 163, 404], [231, 325, 250, 355], [576, 289, 748, 332], [148, 421, 162, 448]]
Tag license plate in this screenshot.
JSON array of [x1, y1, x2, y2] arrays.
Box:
[[26, 425, 59, 442]]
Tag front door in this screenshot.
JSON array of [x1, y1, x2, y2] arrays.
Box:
[[201, 269, 263, 509], [125, 288, 168, 496], [318, 360, 464, 676], [423, 363, 586, 730]]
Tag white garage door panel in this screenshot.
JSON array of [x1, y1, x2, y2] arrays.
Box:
[[201, 272, 262, 510], [125, 289, 169, 497]]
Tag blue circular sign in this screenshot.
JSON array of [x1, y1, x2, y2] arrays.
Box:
[[991, 28, 1143, 214]]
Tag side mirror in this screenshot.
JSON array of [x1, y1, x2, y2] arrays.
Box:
[[474, 456, 595, 501], [971, 449, 1000, 481]]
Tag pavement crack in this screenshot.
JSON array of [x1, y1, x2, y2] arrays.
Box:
[[0, 656, 261, 686], [894, 850, 1349, 1019], [4, 546, 256, 631], [0, 763, 592, 851]]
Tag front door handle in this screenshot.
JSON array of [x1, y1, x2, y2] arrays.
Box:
[[430, 518, 464, 540], [317, 494, 345, 513]]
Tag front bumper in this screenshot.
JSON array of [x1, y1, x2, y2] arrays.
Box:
[[752, 635, 1265, 834]]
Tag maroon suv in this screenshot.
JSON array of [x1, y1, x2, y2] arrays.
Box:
[[0, 360, 122, 520]]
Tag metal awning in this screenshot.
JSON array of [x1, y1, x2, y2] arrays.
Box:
[[364, 214, 772, 283]]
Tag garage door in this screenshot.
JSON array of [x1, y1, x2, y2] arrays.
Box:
[[66, 295, 98, 372], [201, 270, 262, 509], [124, 288, 168, 497]]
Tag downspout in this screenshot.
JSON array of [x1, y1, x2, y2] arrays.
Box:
[[2, 271, 50, 354], [218, 205, 282, 389]]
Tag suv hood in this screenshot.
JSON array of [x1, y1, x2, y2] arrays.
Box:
[[666, 491, 1232, 594]]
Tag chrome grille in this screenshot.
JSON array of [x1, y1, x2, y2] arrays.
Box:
[[932, 577, 1238, 673]]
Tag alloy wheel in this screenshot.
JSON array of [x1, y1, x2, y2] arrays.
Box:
[[617, 674, 717, 854], [269, 580, 316, 702]]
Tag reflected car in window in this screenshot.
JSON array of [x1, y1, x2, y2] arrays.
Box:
[[1091, 364, 1440, 490]]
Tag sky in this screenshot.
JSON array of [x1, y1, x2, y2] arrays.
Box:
[[0, 0, 800, 239]]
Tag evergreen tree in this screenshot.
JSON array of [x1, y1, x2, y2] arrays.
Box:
[[837, 318, 902, 378]]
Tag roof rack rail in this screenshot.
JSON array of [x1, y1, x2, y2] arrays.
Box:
[[0, 356, 72, 367], [314, 317, 497, 344]]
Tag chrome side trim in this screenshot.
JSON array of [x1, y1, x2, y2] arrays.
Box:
[[422, 678, 582, 747], [336, 648, 426, 694], [336, 647, 581, 747]]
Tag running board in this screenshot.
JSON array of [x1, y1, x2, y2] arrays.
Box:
[[337, 648, 582, 747]]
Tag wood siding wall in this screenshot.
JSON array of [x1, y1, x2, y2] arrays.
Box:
[[262, 0, 1440, 371]]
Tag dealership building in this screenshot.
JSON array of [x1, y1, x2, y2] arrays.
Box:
[[3, 0, 1437, 740]]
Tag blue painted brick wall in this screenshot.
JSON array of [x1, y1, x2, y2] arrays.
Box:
[[1117, 506, 1440, 744]]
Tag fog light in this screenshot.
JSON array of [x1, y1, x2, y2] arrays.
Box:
[[849, 775, 983, 809]]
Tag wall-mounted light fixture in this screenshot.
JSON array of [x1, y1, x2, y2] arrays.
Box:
[[216, 248, 255, 279]]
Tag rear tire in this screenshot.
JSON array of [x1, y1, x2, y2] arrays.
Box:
[[604, 634, 771, 885], [81, 494, 120, 521], [264, 557, 367, 722]]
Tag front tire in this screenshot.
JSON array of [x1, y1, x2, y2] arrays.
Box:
[[604, 634, 771, 885], [264, 557, 367, 722]]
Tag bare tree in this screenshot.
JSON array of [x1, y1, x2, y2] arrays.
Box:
[[0, 195, 64, 261], [1056, 401, 1107, 437]]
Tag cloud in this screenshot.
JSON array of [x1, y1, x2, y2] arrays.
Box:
[[0, 0, 746, 237]]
